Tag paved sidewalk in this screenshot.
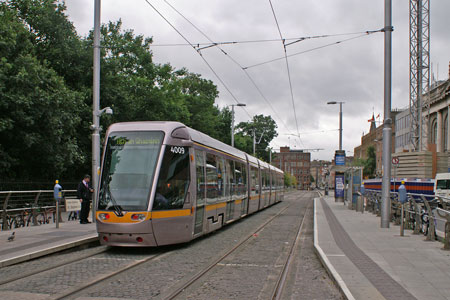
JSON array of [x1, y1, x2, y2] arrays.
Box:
[[315, 195, 450, 300], [0, 214, 98, 267]]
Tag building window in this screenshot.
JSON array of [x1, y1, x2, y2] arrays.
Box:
[[430, 118, 437, 144], [444, 114, 448, 151]]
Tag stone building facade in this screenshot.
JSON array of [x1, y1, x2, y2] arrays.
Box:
[[272, 147, 311, 189]]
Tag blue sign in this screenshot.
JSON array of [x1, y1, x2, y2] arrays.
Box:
[[335, 174, 345, 198], [335, 154, 345, 166]]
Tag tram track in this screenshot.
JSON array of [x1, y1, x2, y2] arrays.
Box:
[[163, 191, 313, 300], [0, 246, 109, 286], [0, 191, 312, 300], [271, 201, 312, 300], [55, 198, 297, 300], [0, 245, 168, 300], [50, 251, 168, 300]]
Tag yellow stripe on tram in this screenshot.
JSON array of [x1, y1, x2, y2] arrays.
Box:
[[151, 209, 192, 219]]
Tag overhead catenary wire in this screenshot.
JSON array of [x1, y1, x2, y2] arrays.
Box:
[[148, 30, 381, 47], [160, 0, 297, 138], [143, 0, 252, 119], [268, 0, 303, 147], [244, 30, 382, 70]]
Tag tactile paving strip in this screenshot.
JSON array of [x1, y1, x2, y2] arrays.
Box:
[[320, 198, 417, 300]]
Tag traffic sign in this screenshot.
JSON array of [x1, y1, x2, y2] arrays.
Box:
[[392, 157, 399, 165]]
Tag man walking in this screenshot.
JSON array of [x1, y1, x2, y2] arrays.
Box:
[[77, 175, 94, 224]]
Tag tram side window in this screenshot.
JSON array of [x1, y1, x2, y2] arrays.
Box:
[[153, 146, 190, 211], [206, 153, 218, 201], [261, 170, 266, 192], [195, 150, 205, 204], [233, 162, 241, 197], [216, 156, 225, 199], [251, 166, 258, 195], [235, 162, 247, 197], [227, 160, 234, 198]]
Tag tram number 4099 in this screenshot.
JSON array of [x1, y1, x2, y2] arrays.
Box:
[[170, 146, 186, 154]]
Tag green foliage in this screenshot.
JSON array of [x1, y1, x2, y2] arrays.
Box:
[[235, 114, 278, 161], [284, 173, 297, 187], [363, 146, 376, 178], [0, 2, 84, 178], [0, 1, 279, 184]]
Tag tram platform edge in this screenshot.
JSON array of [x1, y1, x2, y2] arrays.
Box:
[[314, 195, 450, 300], [0, 213, 98, 268]]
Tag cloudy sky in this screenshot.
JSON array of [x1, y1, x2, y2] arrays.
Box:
[[64, 0, 450, 161]]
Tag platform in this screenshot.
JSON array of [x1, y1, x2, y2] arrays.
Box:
[[0, 214, 98, 268], [315, 195, 450, 300]]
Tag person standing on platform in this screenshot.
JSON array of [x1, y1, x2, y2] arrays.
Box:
[[77, 175, 94, 224]]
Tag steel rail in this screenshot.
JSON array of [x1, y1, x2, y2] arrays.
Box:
[[271, 200, 311, 300], [163, 192, 309, 300], [50, 251, 168, 300], [0, 246, 109, 285]]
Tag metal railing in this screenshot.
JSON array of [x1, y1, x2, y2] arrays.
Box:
[[363, 189, 450, 250], [1, 190, 77, 230]]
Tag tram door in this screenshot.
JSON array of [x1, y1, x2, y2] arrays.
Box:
[[194, 150, 206, 235]]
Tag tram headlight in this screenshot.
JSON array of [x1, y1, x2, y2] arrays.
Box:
[[131, 214, 146, 221], [98, 213, 110, 221]]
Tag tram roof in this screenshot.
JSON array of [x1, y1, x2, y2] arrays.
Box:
[[106, 121, 283, 174]]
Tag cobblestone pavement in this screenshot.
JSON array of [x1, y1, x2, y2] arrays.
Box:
[[0, 191, 344, 300], [281, 198, 343, 300]]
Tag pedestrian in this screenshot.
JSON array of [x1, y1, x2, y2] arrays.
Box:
[[77, 175, 94, 224], [398, 181, 407, 204]]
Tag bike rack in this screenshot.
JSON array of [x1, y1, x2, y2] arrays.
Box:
[[0, 190, 76, 231], [420, 195, 437, 242]]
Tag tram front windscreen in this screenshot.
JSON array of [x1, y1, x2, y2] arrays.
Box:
[[98, 131, 164, 212]]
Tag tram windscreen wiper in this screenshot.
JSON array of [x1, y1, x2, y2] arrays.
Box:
[[107, 185, 124, 216]]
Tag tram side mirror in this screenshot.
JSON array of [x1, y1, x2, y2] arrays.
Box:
[[171, 126, 193, 147]]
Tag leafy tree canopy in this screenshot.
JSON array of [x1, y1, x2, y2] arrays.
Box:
[[0, 0, 254, 184], [235, 114, 278, 161]]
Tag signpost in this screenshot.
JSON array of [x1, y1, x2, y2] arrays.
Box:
[[392, 157, 399, 192], [334, 150, 346, 202]]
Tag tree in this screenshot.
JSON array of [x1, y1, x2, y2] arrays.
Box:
[[363, 146, 376, 178], [0, 1, 235, 184], [284, 173, 297, 188], [235, 115, 278, 161], [0, 2, 85, 179]]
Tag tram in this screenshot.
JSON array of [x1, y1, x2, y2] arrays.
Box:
[[96, 121, 284, 247]]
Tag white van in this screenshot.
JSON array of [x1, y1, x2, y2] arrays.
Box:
[[434, 173, 450, 198]]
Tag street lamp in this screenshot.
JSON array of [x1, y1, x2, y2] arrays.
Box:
[[91, 0, 101, 224], [327, 101, 345, 151], [230, 103, 246, 147]]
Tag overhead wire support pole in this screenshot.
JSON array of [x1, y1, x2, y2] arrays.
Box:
[[91, 0, 101, 224], [381, 0, 393, 228]]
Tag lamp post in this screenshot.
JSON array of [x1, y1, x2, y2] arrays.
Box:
[[91, 0, 113, 223], [230, 103, 246, 147], [381, 0, 393, 229], [328, 101, 345, 202], [327, 101, 345, 151], [91, 0, 101, 223]]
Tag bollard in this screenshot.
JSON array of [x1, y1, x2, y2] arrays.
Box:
[[444, 221, 450, 251], [400, 203, 404, 236], [421, 195, 436, 241], [54, 180, 62, 229]]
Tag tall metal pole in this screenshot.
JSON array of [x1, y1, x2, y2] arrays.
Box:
[[339, 102, 343, 151], [253, 129, 256, 156], [91, 0, 101, 223], [381, 0, 393, 228], [231, 105, 235, 147]]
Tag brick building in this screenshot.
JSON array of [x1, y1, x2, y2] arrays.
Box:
[[272, 147, 311, 189]]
